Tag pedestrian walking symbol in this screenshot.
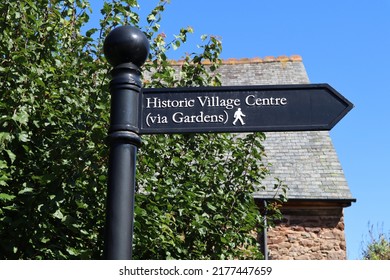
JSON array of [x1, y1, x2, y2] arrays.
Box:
[[233, 108, 246, 126]]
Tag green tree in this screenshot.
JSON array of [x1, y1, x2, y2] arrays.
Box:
[[0, 0, 286, 259], [361, 224, 390, 260]]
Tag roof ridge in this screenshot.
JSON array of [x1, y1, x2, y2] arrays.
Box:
[[168, 55, 302, 65]]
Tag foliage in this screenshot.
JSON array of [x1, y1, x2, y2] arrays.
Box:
[[135, 132, 280, 260], [361, 223, 390, 260], [0, 0, 109, 259], [0, 0, 286, 259]]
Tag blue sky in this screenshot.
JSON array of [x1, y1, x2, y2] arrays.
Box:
[[91, 0, 390, 259]]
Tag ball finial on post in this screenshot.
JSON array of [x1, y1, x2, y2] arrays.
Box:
[[103, 25, 149, 67]]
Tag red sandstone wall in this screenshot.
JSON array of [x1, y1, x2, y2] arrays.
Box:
[[266, 209, 346, 260]]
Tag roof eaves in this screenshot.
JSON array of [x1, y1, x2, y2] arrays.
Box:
[[168, 55, 303, 66]]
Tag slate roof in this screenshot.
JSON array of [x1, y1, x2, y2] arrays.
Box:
[[215, 56, 355, 202]]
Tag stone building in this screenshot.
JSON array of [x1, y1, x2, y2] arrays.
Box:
[[155, 55, 355, 259]]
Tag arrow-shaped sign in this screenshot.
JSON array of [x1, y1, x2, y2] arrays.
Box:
[[139, 84, 353, 134]]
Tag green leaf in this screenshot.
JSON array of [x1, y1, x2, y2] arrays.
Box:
[[0, 193, 16, 201], [5, 150, 16, 163], [207, 202, 217, 211], [53, 209, 64, 220], [18, 132, 29, 142], [18, 187, 33, 194]]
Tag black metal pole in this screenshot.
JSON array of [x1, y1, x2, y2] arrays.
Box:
[[263, 200, 269, 260], [103, 25, 149, 260]]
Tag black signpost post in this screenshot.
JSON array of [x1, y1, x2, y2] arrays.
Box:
[[103, 26, 149, 260], [103, 25, 353, 260]]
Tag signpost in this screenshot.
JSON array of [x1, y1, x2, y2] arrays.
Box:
[[103, 25, 353, 260], [140, 84, 353, 134]]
